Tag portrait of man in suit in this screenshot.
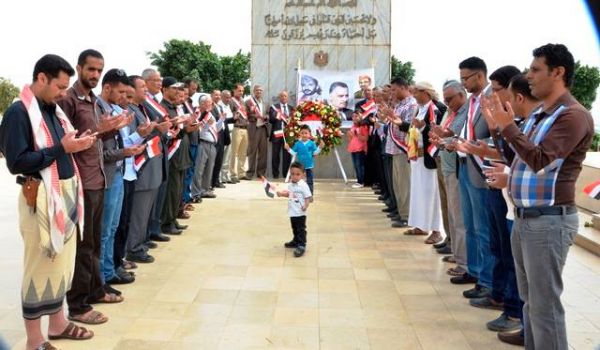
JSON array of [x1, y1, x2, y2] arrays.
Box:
[[328, 81, 353, 120]]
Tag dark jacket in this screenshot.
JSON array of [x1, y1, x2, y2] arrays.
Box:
[[268, 102, 293, 141]]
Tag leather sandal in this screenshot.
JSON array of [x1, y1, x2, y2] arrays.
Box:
[[68, 310, 108, 325], [89, 292, 124, 304], [177, 210, 191, 219], [48, 321, 94, 340], [36, 342, 57, 350], [403, 228, 427, 236], [184, 203, 195, 211]]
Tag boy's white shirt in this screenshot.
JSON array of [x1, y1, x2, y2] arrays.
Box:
[[287, 179, 312, 217]]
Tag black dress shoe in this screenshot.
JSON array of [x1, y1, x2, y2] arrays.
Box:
[[126, 253, 155, 263], [175, 223, 188, 230], [389, 214, 402, 221], [374, 190, 383, 195], [391, 220, 409, 228], [145, 241, 158, 249], [497, 330, 525, 346], [433, 240, 448, 249], [150, 233, 171, 242], [284, 240, 298, 248], [107, 273, 135, 285], [214, 183, 226, 188], [463, 285, 491, 299], [201, 192, 216, 199], [450, 272, 478, 285], [377, 195, 388, 201], [386, 211, 399, 218], [382, 207, 395, 213], [436, 246, 452, 254], [162, 226, 183, 235]]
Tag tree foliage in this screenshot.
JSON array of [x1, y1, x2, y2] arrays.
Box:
[[0, 77, 20, 115], [148, 39, 250, 92], [391, 56, 415, 85], [572, 61, 600, 110]]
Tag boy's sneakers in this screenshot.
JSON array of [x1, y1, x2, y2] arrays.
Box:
[[284, 240, 298, 248], [351, 183, 364, 189], [294, 246, 306, 257]]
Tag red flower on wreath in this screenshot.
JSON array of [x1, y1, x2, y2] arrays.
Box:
[[284, 101, 343, 155]]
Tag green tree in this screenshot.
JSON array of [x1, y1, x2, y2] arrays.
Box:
[[570, 62, 600, 151], [148, 39, 222, 92], [571, 61, 600, 110], [391, 56, 415, 85], [148, 40, 251, 93], [220, 50, 251, 91], [0, 77, 20, 115]]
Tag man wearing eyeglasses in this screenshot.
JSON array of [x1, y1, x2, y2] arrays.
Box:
[[448, 57, 496, 301], [430, 80, 468, 279]]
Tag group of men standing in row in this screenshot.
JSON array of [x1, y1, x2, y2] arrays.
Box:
[[356, 44, 594, 350], [0, 49, 299, 350]]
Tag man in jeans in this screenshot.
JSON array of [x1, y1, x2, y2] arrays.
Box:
[[484, 43, 594, 348]]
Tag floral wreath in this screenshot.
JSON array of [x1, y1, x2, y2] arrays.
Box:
[[284, 100, 343, 155]]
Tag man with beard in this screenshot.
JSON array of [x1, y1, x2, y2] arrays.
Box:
[[95, 69, 145, 288], [0, 53, 97, 349], [59, 49, 129, 324]]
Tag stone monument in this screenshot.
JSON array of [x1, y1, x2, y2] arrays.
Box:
[[252, 0, 391, 178]]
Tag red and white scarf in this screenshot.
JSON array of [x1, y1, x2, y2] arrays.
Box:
[[232, 97, 248, 119], [145, 94, 167, 119], [201, 111, 219, 141], [20, 85, 84, 256]]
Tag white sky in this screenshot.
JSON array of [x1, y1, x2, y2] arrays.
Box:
[[1, 0, 598, 129]]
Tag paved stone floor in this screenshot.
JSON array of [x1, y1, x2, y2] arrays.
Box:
[[0, 165, 599, 349]]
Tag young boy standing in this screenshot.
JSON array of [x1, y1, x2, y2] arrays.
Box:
[[277, 162, 312, 257], [284, 124, 323, 195]]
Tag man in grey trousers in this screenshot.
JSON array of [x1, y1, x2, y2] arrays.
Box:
[[484, 43, 594, 349], [191, 95, 224, 199]]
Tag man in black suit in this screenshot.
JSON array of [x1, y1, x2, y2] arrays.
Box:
[[210, 90, 232, 188], [268, 90, 293, 179]]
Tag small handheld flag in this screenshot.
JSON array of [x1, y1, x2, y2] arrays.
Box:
[[583, 180, 600, 200], [260, 176, 277, 198]]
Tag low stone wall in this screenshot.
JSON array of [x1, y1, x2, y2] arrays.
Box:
[[576, 152, 600, 214]]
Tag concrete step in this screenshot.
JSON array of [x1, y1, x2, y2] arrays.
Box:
[[576, 211, 600, 256]]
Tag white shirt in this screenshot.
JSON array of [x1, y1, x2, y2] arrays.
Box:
[[287, 179, 312, 217], [218, 101, 234, 131], [112, 104, 144, 181]]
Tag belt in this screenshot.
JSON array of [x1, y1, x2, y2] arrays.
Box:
[[199, 139, 217, 145], [514, 205, 577, 219], [235, 126, 247, 129]]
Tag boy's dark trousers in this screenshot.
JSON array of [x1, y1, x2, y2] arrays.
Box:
[[290, 216, 307, 247], [305, 169, 314, 195]]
